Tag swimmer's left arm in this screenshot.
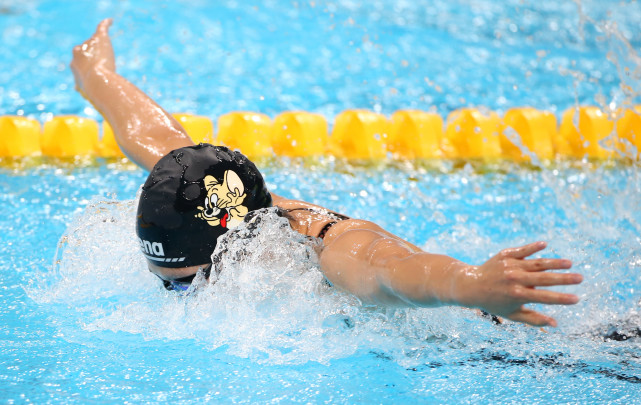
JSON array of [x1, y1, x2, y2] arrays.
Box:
[[320, 222, 582, 327]]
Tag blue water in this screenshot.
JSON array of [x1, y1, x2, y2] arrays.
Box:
[[2, 0, 640, 120], [1, 0, 641, 403]]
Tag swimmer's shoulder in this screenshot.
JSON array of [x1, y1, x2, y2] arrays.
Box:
[[271, 195, 324, 211]]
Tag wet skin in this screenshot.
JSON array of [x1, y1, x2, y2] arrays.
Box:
[[72, 19, 583, 328]]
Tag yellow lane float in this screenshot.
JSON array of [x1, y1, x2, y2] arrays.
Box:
[[0, 116, 41, 157], [41, 116, 99, 157], [272, 112, 328, 157], [329, 110, 388, 159], [616, 107, 641, 159], [1, 106, 640, 162], [501, 107, 556, 161], [100, 122, 125, 158], [557, 106, 615, 159], [443, 108, 502, 159], [217, 112, 272, 158], [173, 113, 214, 145], [388, 110, 443, 159]]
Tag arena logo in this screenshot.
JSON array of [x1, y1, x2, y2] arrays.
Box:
[[139, 238, 165, 256], [138, 238, 186, 263]]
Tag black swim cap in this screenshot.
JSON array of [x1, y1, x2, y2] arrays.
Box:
[[136, 144, 272, 268]]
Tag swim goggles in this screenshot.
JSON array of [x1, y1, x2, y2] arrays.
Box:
[[158, 264, 212, 292]]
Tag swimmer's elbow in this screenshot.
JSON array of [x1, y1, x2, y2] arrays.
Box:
[[320, 227, 428, 307], [326, 271, 413, 308]]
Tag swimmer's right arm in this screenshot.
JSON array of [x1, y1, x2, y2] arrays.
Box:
[[71, 19, 287, 202], [320, 221, 583, 327], [70, 19, 193, 171], [71, 19, 283, 204]]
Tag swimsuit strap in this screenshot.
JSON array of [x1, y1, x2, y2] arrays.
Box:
[[284, 207, 350, 239], [317, 221, 338, 239], [285, 207, 350, 221]]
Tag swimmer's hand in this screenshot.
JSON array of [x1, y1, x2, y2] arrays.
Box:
[[456, 241, 582, 327], [70, 19, 116, 95]]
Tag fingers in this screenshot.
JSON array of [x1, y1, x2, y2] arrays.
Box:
[[518, 271, 583, 287], [522, 257, 572, 272], [501, 241, 547, 260], [75, 20, 111, 56], [513, 286, 580, 306], [508, 308, 557, 327], [96, 18, 113, 36]]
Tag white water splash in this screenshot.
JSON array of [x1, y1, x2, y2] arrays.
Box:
[[26, 172, 641, 368], [28, 196, 526, 366]]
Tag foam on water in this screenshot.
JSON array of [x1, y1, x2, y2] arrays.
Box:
[[24, 163, 641, 376], [24, 193, 506, 366]]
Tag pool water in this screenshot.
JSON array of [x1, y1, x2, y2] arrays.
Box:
[[2, 0, 641, 403], [3, 161, 641, 403]]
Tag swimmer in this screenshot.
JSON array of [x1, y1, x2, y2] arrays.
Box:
[[70, 19, 583, 328]]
